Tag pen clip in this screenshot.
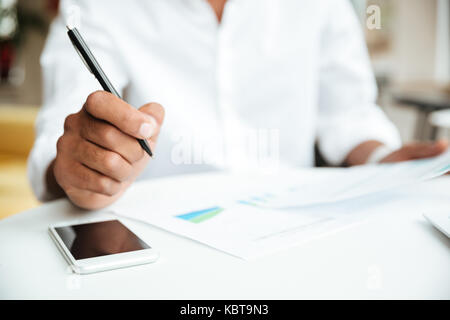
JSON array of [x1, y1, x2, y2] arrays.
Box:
[[69, 37, 94, 75]]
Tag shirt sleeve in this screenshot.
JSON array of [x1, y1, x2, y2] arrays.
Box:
[[27, 0, 129, 201], [316, 0, 401, 166]]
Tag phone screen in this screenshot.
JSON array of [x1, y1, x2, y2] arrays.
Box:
[[55, 220, 150, 260]]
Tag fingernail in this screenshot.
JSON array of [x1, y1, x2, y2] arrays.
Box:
[[139, 120, 155, 138], [437, 139, 449, 148]]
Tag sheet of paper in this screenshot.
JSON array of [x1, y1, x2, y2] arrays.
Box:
[[237, 150, 450, 209], [112, 151, 450, 259]]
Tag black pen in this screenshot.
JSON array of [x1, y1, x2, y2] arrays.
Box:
[[66, 25, 153, 157]]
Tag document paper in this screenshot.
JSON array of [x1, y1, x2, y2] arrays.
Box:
[[113, 151, 450, 259]]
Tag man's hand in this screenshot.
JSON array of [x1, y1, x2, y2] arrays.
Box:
[[380, 140, 448, 163], [346, 140, 448, 166], [49, 91, 165, 210]]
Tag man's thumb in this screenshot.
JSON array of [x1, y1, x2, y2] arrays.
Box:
[[139, 102, 165, 126]]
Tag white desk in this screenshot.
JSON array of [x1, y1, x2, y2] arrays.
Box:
[[1, 171, 449, 299]]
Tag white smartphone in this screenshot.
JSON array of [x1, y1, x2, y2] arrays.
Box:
[[424, 212, 450, 238], [48, 217, 159, 274]]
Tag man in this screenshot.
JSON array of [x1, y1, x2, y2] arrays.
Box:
[[28, 0, 447, 210]]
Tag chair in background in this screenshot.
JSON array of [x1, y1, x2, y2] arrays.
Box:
[[392, 83, 450, 141], [429, 109, 450, 140]]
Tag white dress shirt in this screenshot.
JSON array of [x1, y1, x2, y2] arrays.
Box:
[[28, 0, 401, 201]]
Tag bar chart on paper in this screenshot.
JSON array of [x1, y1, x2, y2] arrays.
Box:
[[176, 206, 224, 223], [171, 202, 342, 258]]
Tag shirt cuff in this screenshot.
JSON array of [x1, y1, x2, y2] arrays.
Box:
[[318, 110, 402, 166], [27, 134, 58, 202]]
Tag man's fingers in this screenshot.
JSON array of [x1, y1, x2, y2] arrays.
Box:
[[58, 160, 122, 197], [434, 139, 449, 152], [74, 139, 133, 182], [139, 102, 165, 125], [406, 140, 448, 159], [84, 91, 158, 140], [380, 140, 449, 163], [79, 112, 145, 163], [138, 102, 165, 144]]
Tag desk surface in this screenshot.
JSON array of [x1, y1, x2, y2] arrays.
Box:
[[1, 171, 449, 299]]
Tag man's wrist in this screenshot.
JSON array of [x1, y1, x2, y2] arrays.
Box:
[[365, 145, 394, 164], [45, 159, 66, 201], [345, 140, 385, 166]]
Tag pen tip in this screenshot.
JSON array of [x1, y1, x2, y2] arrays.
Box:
[[66, 24, 74, 31]]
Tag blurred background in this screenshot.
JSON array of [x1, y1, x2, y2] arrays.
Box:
[[0, 0, 449, 219]]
